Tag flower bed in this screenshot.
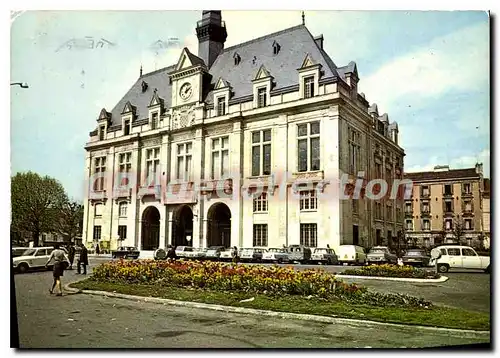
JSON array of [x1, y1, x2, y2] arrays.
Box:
[[338, 264, 440, 279], [91, 259, 432, 308]]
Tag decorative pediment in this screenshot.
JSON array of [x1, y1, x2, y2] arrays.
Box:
[[300, 54, 316, 69], [215, 77, 231, 90], [175, 47, 205, 71], [97, 108, 111, 122], [253, 65, 272, 81], [121, 101, 136, 115], [149, 88, 164, 108]]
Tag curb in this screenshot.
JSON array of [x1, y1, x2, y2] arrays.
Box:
[[64, 282, 488, 340], [335, 275, 449, 283]]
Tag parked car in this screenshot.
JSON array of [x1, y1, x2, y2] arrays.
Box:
[[239, 248, 266, 263], [111, 246, 140, 259], [190, 247, 208, 260], [13, 247, 69, 273], [311, 248, 338, 265], [175, 246, 194, 259], [205, 246, 225, 260], [287, 245, 312, 264], [262, 248, 290, 264], [431, 245, 490, 273], [12, 247, 30, 258], [337, 245, 367, 265], [367, 246, 398, 265], [402, 248, 431, 267], [219, 248, 236, 262]]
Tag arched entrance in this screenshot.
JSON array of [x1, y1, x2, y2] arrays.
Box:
[[141, 206, 160, 250], [172, 205, 194, 247], [207, 203, 231, 248]]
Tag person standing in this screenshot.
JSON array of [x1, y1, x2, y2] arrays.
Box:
[[77, 244, 89, 275], [95, 243, 100, 256], [45, 244, 69, 296], [67, 244, 76, 270], [232, 246, 239, 264]]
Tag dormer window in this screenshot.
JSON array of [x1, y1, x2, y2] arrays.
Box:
[[151, 112, 158, 130], [257, 87, 267, 108], [272, 41, 281, 55], [217, 97, 226, 116], [123, 120, 130, 135], [141, 81, 148, 93], [304, 76, 315, 98], [99, 125, 106, 141], [234, 53, 241, 66]]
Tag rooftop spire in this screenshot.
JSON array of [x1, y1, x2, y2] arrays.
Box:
[[302, 11, 305, 25], [140, 64, 143, 77]]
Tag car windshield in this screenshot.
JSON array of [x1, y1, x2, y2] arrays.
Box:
[[369, 248, 387, 254], [268, 248, 284, 253], [407, 250, 425, 256], [22, 249, 36, 256], [314, 249, 326, 254]]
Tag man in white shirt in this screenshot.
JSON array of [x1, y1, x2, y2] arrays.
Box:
[[45, 244, 69, 296]]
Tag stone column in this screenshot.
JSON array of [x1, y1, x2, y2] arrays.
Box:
[[82, 152, 92, 245], [230, 120, 243, 247]]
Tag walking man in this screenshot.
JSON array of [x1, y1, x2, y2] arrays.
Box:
[[77, 243, 89, 275], [45, 244, 69, 296], [67, 244, 76, 270]]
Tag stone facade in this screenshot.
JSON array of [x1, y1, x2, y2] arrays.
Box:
[[82, 11, 405, 253]]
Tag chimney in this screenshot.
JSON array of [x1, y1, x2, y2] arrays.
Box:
[[314, 35, 324, 50], [475, 163, 483, 175]]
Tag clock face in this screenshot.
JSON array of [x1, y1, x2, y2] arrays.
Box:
[[179, 82, 193, 101]]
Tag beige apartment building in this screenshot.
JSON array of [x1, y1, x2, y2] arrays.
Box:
[[403, 164, 488, 248], [82, 11, 405, 254]]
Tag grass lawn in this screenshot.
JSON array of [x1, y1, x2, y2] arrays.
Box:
[[71, 279, 490, 331]]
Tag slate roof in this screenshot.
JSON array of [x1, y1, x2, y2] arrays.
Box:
[[404, 168, 481, 183], [105, 24, 349, 127]]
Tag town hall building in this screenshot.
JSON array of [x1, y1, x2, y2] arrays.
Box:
[[83, 11, 406, 254]]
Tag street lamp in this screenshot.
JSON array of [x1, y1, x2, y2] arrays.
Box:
[[11, 82, 29, 88]]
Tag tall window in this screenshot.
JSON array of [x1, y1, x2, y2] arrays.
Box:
[[405, 202, 412, 213], [94, 156, 106, 191], [253, 224, 268, 247], [386, 203, 392, 221], [118, 202, 127, 217], [151, 112, 158, 130], [124, 120, 131, 135], [94, 203, 103, 217], [444, 184, 453, 195], [304, 76, 314, 98], [444, 201, 453, 212], [464, 201, 472, 212], [257, 87, 267, 108], [176, 142, 192, 181], [421, 185, 430, 197], [405, 219, 413, 230], [300, 190, 317, 211], [422, 202, 430, 213], [348, 127, 361, 174], [375, 202, 382, 220], [251, 130, 271, 176], [423, 219, 430, 231], [253, 193, 268, 212], [118, 152, 132, 187], [463, 183, 471, 194], [217, 97, 226, 116], [93, 225, 102, 241], [465, 219, 473, 230], [445, 219, 452, 230], [297, 121, 320, 172], [375, 163, 382, 179], [118, 225, 127, 240], [99, 125, 106, 141], [211, 136, 229, 179], [145, 148, 160, 186], [300, 223, 317, 247]]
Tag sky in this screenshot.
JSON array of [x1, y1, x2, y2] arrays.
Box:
[[10, 10, 490, 201]]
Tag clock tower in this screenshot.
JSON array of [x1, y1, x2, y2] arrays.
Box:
[[196, 10, 227, 69]]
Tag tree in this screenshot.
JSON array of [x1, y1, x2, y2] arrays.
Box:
[[56, 200, 84, 244], [436, 229, 448, 245], [451, 216, 466, 245], [11, 172, 67, 247]]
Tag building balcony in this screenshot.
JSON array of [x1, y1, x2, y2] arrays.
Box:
[[443, 192, 454, 199], [89, 189, 108, 201], [420, 192, 430, 199], [163, 182, 197, 205], [443, 211, 455, 218], [462, 191, 473, 198], [200, 179, 233, 195], [113, 187, 132, 201], [137, 185, 161, 200], [462, 209, 474, 217], [420, 211, 431, 218]]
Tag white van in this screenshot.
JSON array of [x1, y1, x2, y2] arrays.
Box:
[[337, 245, 367, 265]]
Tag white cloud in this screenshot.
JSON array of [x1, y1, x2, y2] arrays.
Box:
[[405, 148, 490, 177], [360, 21, 489, 113]]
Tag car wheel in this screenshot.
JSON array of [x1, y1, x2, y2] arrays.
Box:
[[485, 265, 490, 274], [437, 264, 449, 273], [18, 263, 29, 274]]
